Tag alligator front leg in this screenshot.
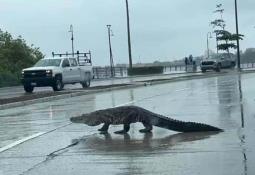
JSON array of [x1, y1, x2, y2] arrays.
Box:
[[139, 122, 153, 133], [114, 124, 130, 134], [98, 123, 110, 133]]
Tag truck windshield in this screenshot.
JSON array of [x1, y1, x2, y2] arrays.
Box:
[[34, 59, 61, 67]]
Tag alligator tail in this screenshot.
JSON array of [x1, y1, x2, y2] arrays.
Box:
[[151, 115, 223, 132]]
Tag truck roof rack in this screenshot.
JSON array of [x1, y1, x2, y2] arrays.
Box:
[[52, 51, 92, 66]]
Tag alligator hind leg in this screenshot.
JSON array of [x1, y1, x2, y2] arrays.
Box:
[[139, 122, 153, 133], [98, 123, 110, 133], [114, 124, 130, 134]]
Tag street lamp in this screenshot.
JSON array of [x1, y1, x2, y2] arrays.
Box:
[[207, 32, 213, 59], [107, 25, 115, 77], [68, 25, 74, 56], [125, 0, 133, 68], [234, 0, 241, 70]]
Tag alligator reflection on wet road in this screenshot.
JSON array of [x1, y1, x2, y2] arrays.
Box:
[[0, 72, 255, 175]]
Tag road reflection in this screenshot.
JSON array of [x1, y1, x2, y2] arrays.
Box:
[[75, 132, 220, 153], [217, 75, 239, 120], [237, 74, 247, 175], [217, 73, 247, 175]]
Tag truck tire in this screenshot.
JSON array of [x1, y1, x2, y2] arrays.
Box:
[[81, 79, 90, 88], [81, 72, 91, 88], [215, 64, 221, 72], [24, 85, 34, 93], [231, 62, 236, 68], [53, 77, 63, 91]]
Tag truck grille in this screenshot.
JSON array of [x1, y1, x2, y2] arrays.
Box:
[[23, 70, 47, 78], [201, 61, 215, 65]]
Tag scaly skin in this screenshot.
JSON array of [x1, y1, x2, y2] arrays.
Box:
[[70, 106, 223, 134]]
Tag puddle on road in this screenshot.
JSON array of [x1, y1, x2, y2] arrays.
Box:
[[75, 131, 221, 153]]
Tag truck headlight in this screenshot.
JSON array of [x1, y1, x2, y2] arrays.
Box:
[[46, 70, 52, 76]]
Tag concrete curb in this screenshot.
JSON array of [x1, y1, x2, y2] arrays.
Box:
[[0, 83, 144, 110]]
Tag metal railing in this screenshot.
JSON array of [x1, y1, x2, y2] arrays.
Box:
[[93, 67, 127, 79], [92, 63, 255, 79], [240, 63, 255, 69]]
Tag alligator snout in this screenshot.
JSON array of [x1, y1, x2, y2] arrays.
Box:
[[70, 116, 81, 123]]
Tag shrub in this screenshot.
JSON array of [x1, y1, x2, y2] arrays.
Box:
[[0, 72, 20, 87]]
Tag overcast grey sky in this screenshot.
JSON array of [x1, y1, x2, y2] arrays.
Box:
[[0, 0, 254, 66]]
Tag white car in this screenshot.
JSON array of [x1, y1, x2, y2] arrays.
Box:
[[21, 56, 93, 92]]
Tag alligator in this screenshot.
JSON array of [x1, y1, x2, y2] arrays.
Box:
[[70, 106, 223, 134]]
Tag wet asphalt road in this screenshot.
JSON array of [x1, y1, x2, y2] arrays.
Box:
[[0, 72, 255, 175], [0, 72, 193, 99]]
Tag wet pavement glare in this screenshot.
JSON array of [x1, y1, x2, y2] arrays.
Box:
[[0, 72, 255, 175]]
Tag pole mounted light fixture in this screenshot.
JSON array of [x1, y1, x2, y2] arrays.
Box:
[[107, 25, 115, 77], [207, 32, 213, 59], [69, 25, 74, 56]]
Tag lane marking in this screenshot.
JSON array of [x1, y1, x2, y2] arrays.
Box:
[[0, 132, 46, 153], [115, 101, 136, 107], [175, 88, 190, 92], [0, 123, 72, 153]]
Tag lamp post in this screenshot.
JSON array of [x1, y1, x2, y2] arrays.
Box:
[[125, 0, 133, 68], [107, 25, 115, 77], [215, 33, 219, 55], [207, 32, 212, 59], [68, 25, 74, 56], [234, 0, 241, 70]]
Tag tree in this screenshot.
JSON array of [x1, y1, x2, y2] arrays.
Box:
[[214, 29, 244, 51], [210, 4, 243, 56], [0, 29, 44, 86]]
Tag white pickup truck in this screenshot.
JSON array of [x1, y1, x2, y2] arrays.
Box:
[[21, 54, 93, 93]]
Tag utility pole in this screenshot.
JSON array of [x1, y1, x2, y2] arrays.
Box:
[[125, 0, 133, 68], [69, 25, 74, 57], [215, 33, 219, 55], [234, 0, 241, 70], [207, 32, 212, 59], [107, 25, 115, 77]]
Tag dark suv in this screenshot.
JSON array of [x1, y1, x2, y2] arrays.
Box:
[[200, 59, 221, 73]]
